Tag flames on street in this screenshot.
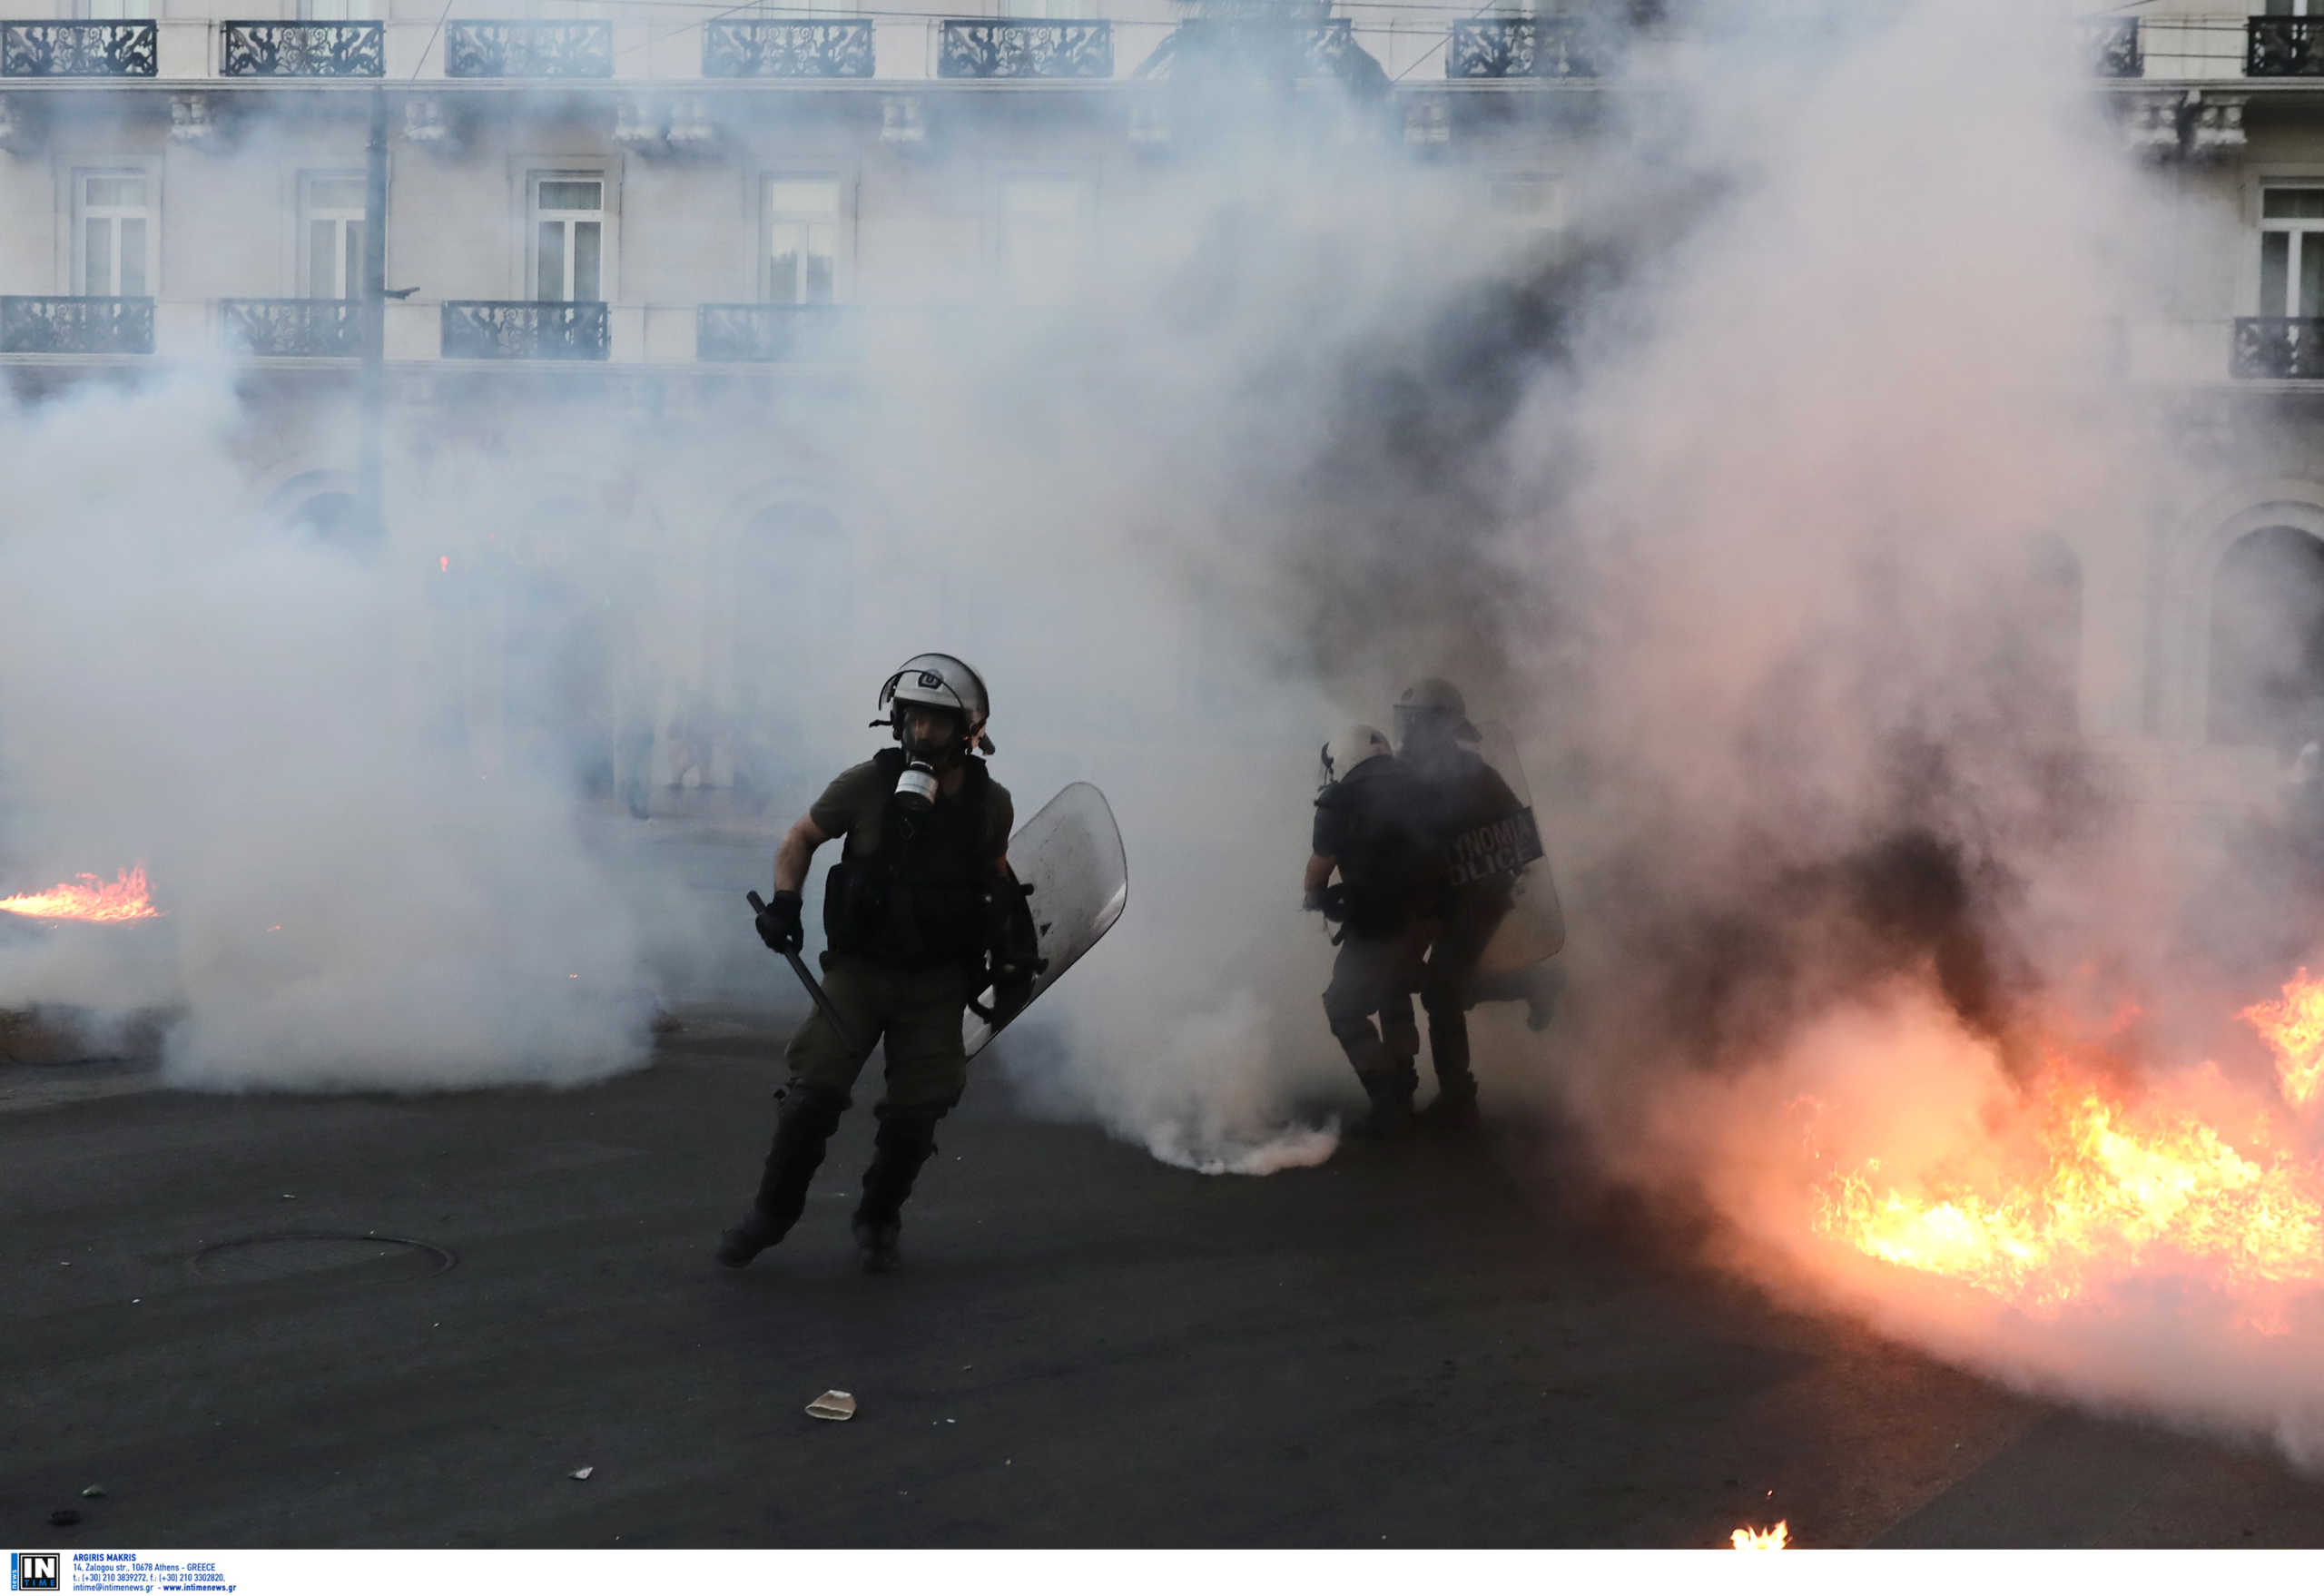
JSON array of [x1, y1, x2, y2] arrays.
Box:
[[1729, 1520, 1788, 1550], [1813, 970, 2324, 1314], [0, 864, 161, 923]]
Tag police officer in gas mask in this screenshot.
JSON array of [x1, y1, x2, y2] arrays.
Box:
[[1395, 677, 1521, 1124], [1305, 724, 1434, 1138], [716, 654, 1028, 1274]]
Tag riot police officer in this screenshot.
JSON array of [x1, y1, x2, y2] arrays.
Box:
[[1305, 724, 1435, 1138], [716, 653, 1026, 1274], [1395, 677, 1521, 1124]]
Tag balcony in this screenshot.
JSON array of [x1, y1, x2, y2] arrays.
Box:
[[444, 21, 612, 79], [1446, 17, 1600, 80], [1137, 18, 1370, 82], [441, 300, 609, 360], [2232, 317, 2324, 379], [703, 18, 873, 78], [0, 21, 157, 77], [2249, 16, 2324, 76], [2087, 16, 2141, 79], [0, 296, 154, 355], [221, 21, 384, 78], [221, 299, 365, 358], [696, 304, 858, 363], [937, 19, 1113, 79]]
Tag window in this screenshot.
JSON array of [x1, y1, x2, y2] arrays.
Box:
[[75, 171, 151, 297], [999, 176, 1091, 307], [529, 172, 604, 302], [301, 0, 383, 17], [1000, 0, 1084, 16], [2261, 188, 2324, 318], [2265, 1, 2320, 15], [83, 0, 155, 17], [764, 178, 842, 305], [300, 172, 367, 300]]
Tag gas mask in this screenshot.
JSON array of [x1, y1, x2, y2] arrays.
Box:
[[892, 709, 964, 814]]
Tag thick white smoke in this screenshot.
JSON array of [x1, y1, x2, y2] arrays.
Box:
[[1504, 0, 2324, 1473]]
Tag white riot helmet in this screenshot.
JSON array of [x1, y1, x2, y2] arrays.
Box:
[[1318, 723, 1393, 789], [1393, 676, 1479, 750], [875, 655, 994, 815]]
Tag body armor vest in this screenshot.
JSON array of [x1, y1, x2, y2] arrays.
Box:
[[823, 749, 995, 969], [1319, 757, 1435, 937]]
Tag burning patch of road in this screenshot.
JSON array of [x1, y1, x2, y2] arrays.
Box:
[[1613, 965, 2324, 1466], [1730, 1520, 1788, 1550], [1812, 970, 2324, 1315], [0, 865, 159, 923]]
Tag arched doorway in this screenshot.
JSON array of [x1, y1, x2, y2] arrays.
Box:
[[289, 490, 367, 547], [2208, 524, 2324, 749], [265, 470, 376, 552]]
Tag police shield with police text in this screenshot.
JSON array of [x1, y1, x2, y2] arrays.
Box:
[[716, 654, 1045, 1275], [1305, 724, 1436, 1138]]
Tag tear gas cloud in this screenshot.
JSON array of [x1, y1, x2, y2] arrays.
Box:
[[7, 0, 2321, 1466]]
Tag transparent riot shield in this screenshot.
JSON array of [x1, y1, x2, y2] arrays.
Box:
[[1462, 722, 1565, 976], [964, 782, 1128, 1059]]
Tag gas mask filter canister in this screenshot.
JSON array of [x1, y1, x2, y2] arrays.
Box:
[[894, 757, 939, 813]]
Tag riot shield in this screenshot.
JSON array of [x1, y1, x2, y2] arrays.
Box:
[[1462, 722, 1564, 976], [964, 782, 1128, 1059]]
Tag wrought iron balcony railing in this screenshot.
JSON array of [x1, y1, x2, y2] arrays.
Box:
[[2233, 317, 2324, 379], [938, 19, 1113, 78], [2085, 16, 2140, 78], [0, 296, 153, 355], [2249, 16, 2324, 76], [444, 20, 613, 78], [221, 299, 365, 358], [0, 21, 157, 77], [703, 18, 874, 77], [441, 300, 609, 360], [1446, 17, 1600, 79], [1137, 17, 1364, 81], [221, 21, 384, 77], [696, 304, 859, 363]]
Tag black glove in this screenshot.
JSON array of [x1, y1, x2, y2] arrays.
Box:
[[1303, 884, 1348, 922], [755, 890, 804, 954]]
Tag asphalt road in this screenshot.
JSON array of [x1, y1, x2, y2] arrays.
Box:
[[9, 1007, 2324, 1550]]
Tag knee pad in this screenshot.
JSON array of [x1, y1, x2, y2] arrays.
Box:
[[778, 1082, 850, 1135]]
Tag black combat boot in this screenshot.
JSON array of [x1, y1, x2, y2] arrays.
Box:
[[852, 1109, 942, 1274], [1348, 1064, 1419, 1140], [1335, 1027, 1416, 1142], [1420, 1016, 1478, 1128], [715, 1086, 848, 1268]]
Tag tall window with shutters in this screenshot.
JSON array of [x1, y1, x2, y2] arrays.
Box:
[[2261, 187, 2324, 319], [75, 171, 151, 297], [529, 172, 604, 302], [764, 177, 842, 304], [300, 172, 367, 300]]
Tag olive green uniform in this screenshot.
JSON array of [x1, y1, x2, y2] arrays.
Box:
[[783, 756, 1014, 1112]]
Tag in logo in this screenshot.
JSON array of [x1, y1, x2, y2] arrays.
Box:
[[10, 1553, 59, 1592]]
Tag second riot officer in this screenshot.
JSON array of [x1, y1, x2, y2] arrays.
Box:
[[1305, 724, 1435, 1138], [1395, 677, 1522, 1123]]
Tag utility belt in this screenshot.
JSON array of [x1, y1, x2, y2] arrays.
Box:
[[822, 858, 988, 970]]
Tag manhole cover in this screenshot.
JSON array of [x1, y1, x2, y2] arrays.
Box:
[[192, 1231, 456, 1286]]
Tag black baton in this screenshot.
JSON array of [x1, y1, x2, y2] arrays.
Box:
[[747, 891, 862, 1057]]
